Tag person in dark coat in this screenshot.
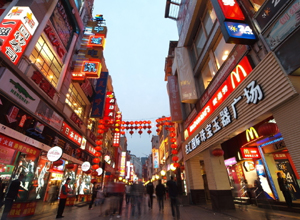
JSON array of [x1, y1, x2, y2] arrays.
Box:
[[277, 172, 292, 208], [146, 181, 154, 209], [166, 176, 180, 219], [1, 174, 24, 220], [155, 179, 166, 211]]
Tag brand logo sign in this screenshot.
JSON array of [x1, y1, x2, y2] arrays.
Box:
[[0, 69, 40, 113], [186, 56, 252, 138], [246, 127, 259, 142], [241, 147, 260, 159], [47, 146, 63, 162], [225, 22, 256, 40], [82, 161, 91, 172], [217, 0, 245, 20]]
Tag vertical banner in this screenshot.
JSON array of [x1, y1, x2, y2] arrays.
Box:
[[103, 91, 116, 122], [152, 148, 159, 169], [119, 151, 126, 177], [91, 72, 108, 118], [167, 76, 183, 122]]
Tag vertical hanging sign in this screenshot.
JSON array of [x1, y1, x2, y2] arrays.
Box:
[[91, 72, 108, 118]]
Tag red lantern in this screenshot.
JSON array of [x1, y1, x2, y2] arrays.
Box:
[[129, 130, 134, 135], [84, 170, 92, 174], [147, 130, 152, 135], [93, 158, 100, 163], [95, 152, 101, 157], [121, 131, 125, 135], [98, 129, 104, 134], [212, 148, 224, 157], [172, 150, 178, 155], [97, 135, 103, 139], [95, 146, 102, 151], [171, 144, 177, 149], [156, 129, 160, 133], [92, 164, 99, 170], [258, 122, 279, 137], [173, 162, 180, 168], [170, 132, 176, 137], [53, 160, 63, 166], [172, 156, 179, 162], [98, 119, 104, 124], [96, 140, 103, 145], [170, 138, 176, 143], [66, 164, 75, 169], [92, 171, 98, 176], [98, 124, 105, 129], [138, 130, 143, 135], [169, 127, 175, 132]]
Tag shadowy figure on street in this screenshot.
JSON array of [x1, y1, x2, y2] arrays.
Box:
[[125, 184, 131, 205], [167, 176, 180, 219], [130, 180, 145, 217], [277, 172, 293, 208], [146, 180, 154, 209], [156, 179, 166, 211], [1, 174, 24, 220]]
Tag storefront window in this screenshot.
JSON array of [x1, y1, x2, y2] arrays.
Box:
[[29, 36, 62, 88], [203, 9, 217, 35], [213, 37, 235, 69], [202, 61, 214, 89], [65, 83, 86, 119]]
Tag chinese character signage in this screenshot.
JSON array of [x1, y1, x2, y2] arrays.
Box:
[[103, 91, 116, 121], [186, 56, 253, 138], [81, 61, 102, 78], [152, 148, 159, 169], [88, 35, 106, 48], [211, 0, 257, 44], [91, 72, 108, 118], [0, 7, 38, 64], [60, 122, 82, 146], [86, 21, 107, 37], [241, 147, 260, 159], [30, 71, 56, 100], [168, 76, 183, 122], [119, 151, 126, 177], [113, 133, 120, 147]]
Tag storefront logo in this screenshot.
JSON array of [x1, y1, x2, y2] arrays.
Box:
[[47, 146, 63, 162], [82, 161, 91, 172], [10, 79, 35, 100], [246, 127, 259, 142], [231, 64, 248, 89]]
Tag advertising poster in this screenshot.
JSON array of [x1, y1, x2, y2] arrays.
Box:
[[63, 164, 78, 193]]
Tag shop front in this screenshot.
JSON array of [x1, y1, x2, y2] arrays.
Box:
[[182, 52, 300, 210]]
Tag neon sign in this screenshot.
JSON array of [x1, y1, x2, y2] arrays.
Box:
[[246, 127, 259, 142], [241, 147, 260, 159], [88, 35, 106, 48], [81, 61, 102, 78], [217, 0, 245, 20], [225, 22, 256, 40], [186, 56, 252, 138], [120, 152, 126, 177]]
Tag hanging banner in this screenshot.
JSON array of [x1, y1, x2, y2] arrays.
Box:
[[167, 75, 183, 122], [103, 91, 116, 121], [91, 72, 108, 118], [152, 148, 159, 169]]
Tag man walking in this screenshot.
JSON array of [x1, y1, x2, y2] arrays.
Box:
[[1, 174, 24, 220], [155, 179, 166, 211], [146, 180, 154, 209], [166, 176, 180, 219], [56, 178, 71, 218], [277, 172, 293, 208]]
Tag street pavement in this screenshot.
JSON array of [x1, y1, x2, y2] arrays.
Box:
[[6, 197, 300, 220]]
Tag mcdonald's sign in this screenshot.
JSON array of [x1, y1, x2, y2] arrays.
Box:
[[246, 127, 259, 142], [241, 147, 260, 159]]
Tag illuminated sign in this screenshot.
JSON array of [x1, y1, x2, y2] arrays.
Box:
[[31, 71, 56, 100], [91, 72, 108, 118], [224, 157, 237, 166], [81, 61, 102, 78], [113, 133, 120, 147], [81, 161, 91, 172], [103, 92, 116, 121], [186, 56, 252, 138], [47, 146, 63, 162], [152, 148, 159, 169], [126, 161, 131, 179], [60, 122, 82, 146], [80, 137, 87, 150], [0, 7, 38, 64], [120, 152, 126, 177], [88, 35, 106, 48], [241, 147, 260, 159], [246, 127, 259, 142], [225, 22, 256, 40], [217, 0, 245, 20], [44, 23, 66, 59], [72, 72, 85, 82]]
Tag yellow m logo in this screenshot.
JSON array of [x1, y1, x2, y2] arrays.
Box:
[[246, 127, 259, 142], [231, 64, 248, 89]]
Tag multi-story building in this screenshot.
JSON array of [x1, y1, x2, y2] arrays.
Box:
[[0, 0, 121, 217], [164, 0, 300, 211]]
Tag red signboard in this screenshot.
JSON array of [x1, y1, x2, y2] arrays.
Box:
[[87, 142, 96, 155], [31, 71, 56, 99], [0, 134, 40, 156], [168, 75, 183, 122], [87, 35, 106, 48], [44, 23, 66, 59], [8, 202, 37, 217], [241, 147, 260, 159], [217, 0, 245, 21], [113, 133, 120, 147], [103, 91, 116, 121], [60, 122, 82, 146], [186, 56, 252, 137]]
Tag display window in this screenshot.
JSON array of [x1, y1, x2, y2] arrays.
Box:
[[62, 163, 78, 193], [65, 83, 86, 119], [29, 36, 63, 88]]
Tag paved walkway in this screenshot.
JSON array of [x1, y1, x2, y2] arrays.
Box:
[[5, 197, 300, 220]]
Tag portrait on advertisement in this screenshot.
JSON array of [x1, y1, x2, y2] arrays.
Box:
[[34, 154, 51, 200], [62, 164, 77, 193]]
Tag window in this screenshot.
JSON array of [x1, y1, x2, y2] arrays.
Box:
[[65, 84, 86, 119], [204, 9, 217, 35], [194, 27, 207, 57], [213, 37, 235, 69], [202, 62, 214, 89], [29, 36, 62, 88]]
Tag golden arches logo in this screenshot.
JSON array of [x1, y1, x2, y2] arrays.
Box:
[[231, 64, 248, 89], [246, 127, 259, 142]]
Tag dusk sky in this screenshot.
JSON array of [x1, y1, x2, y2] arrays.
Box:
[[93, 1, 179, 157]]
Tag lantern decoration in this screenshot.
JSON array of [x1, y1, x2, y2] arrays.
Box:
[[173, 162, 180, 168], [171, 144, 177, 149], [120, 120, 152, 137], [53, 160, 63, 166], [138, 130, 143, 136], [65, 164, 75, 169], [92, 171, 98, 176], [98, 129, 104, 134], [171, 150, 178, 155], [172, 156, 179, 162], [170, 132, 176, 137], [147, 130, 152, 135], [95, 152, 101, 157], [258, 122, 279, 137], [92, 158, 100, 163], [170, 138, 176, 143], [92, 164, 99, 170], [212, 148, 224, 157], [96, 140, 103, 145], [95, 146, 102, 151], [129, 130, 134, 136]]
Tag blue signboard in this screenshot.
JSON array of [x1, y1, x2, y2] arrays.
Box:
[[224, 22, 256, 40], [90, 72, 108, 118]]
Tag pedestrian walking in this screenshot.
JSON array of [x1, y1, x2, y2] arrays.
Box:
[[155, 179, 166, 211], [88, 182, 97, 210], [56, 178, 71, 219], [166, 176, 180, 219], [1, 174, 24, 220], [146, 180, 154, 209], [130, 181, 145, 216], [277, 172, 293, 208], [125, 184, 131, 205]]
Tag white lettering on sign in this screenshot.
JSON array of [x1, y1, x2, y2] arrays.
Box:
[[222, 0, 236, 6], [47, 146, 63, 161]]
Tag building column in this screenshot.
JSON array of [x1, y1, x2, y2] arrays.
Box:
[[203, 147, 235, 210]]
